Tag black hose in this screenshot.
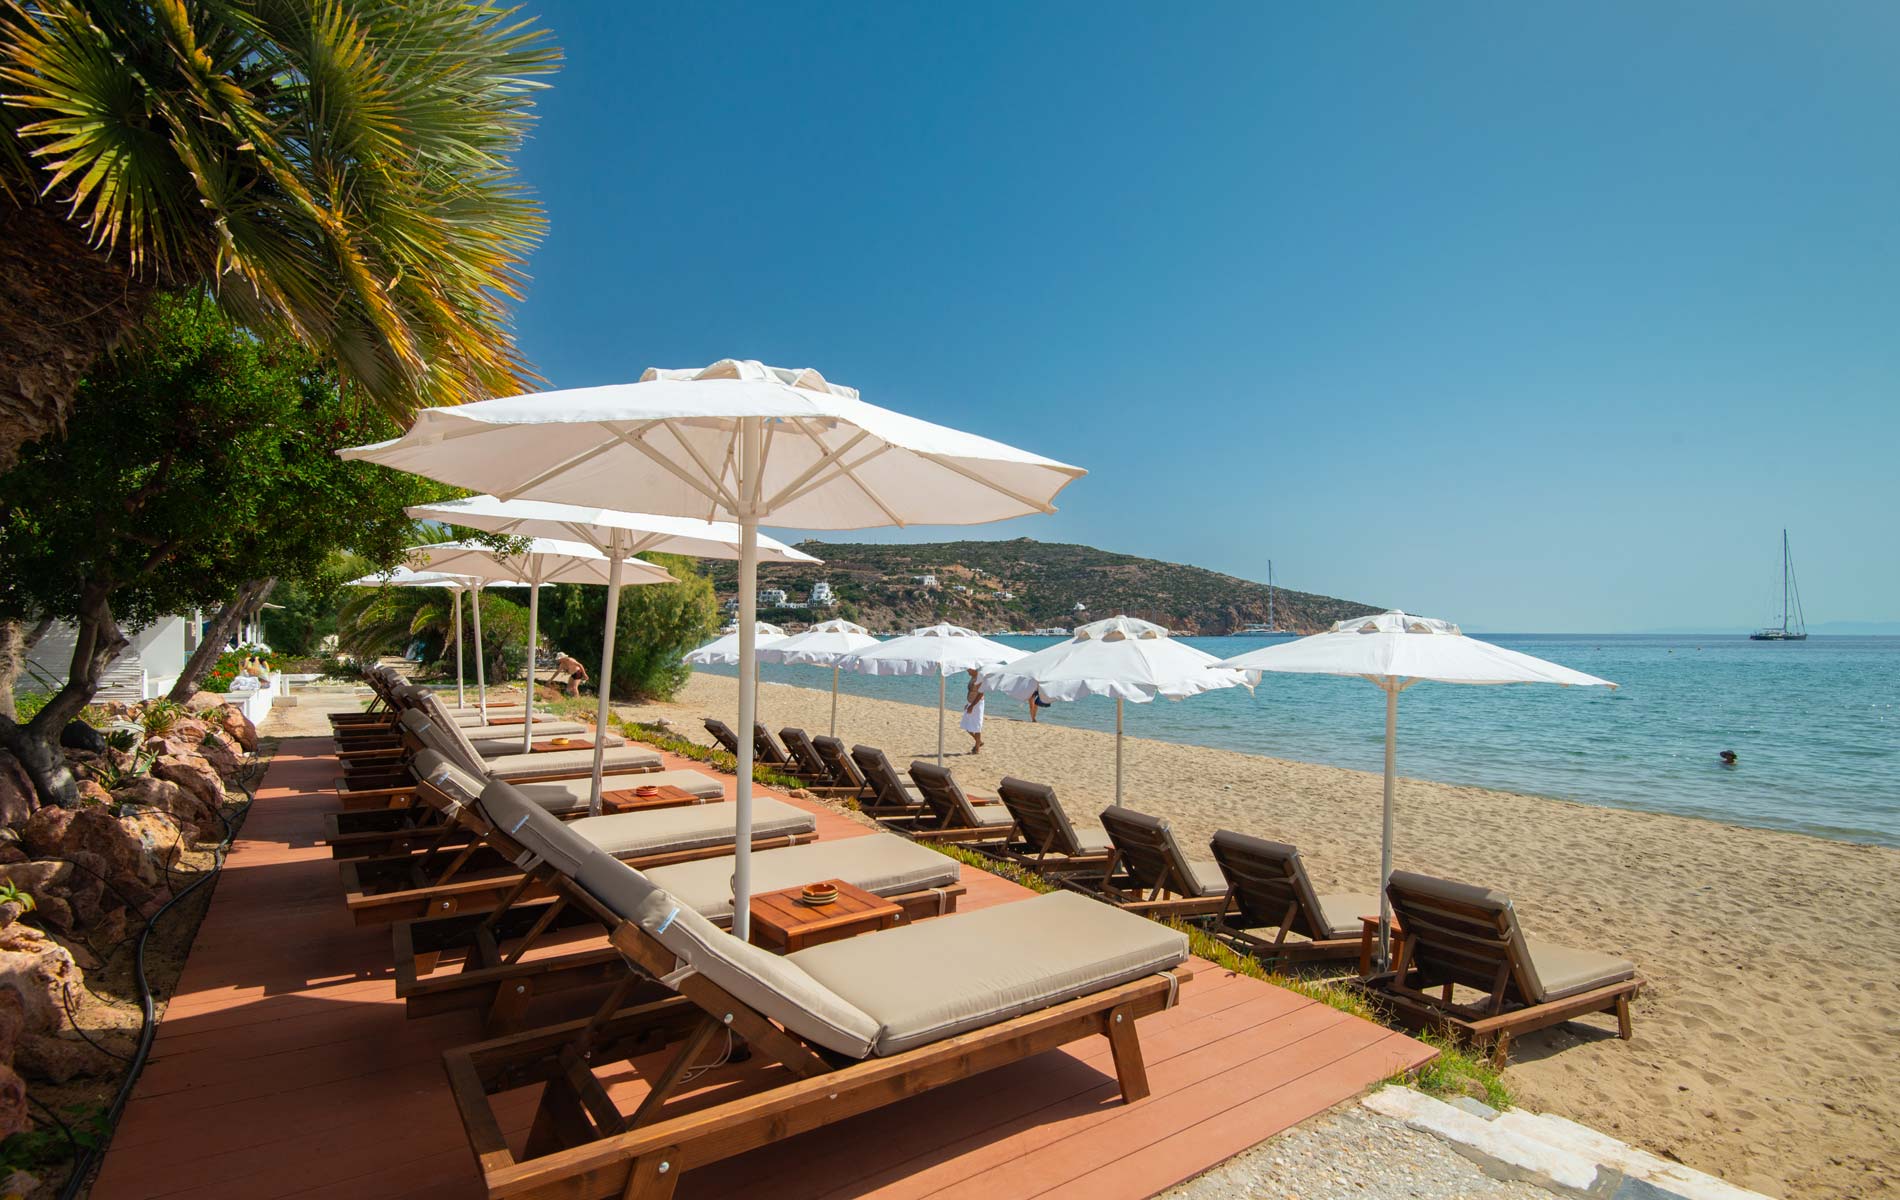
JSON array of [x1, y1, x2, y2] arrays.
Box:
[[56, 757, 255, 1200]]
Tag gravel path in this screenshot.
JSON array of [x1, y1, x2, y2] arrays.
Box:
[[1162, 1104, 1556, 1200]]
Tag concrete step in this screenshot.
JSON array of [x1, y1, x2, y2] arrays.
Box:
[[1363, 1088, 1776, 1200]]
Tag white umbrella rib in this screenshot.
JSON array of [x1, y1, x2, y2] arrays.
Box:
[[496, 434, 626, 502], [915, 450, 1060, 516], [619, 424, 740, 512], [762, 423, 875, 511], [776, 419, 903, 525]]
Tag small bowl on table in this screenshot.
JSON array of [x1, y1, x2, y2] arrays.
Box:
[[550, 736, 572, 746], [797, 883, 839, 908], [633, 785, 660, 799]]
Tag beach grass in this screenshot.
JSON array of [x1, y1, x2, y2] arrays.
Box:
[[1166, 919, 1379, 1022], [609, 715, 808, 791], [1396, 1032, 1515, 1110], [918, 842, 1059, 893]]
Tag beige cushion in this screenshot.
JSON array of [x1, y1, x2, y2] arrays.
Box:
[[458, 718, 588, 739], [1181, 858, 1226, 897], [1310, 893, 1379, 940], [644, 834, 960, 922], [566, 797, 814, 858], [483, 746, 661, 780], [1070, 818, 1113, 854], [791, 891, 1189, 1055], [573, 853, 881, 1058], [515, 770, 725, 816], [1525, 938, 1637, 1001], [476, 779, 601, 878], [471, 729, 624, 758]]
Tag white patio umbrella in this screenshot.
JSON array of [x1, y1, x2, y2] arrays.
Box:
[[980, 615, 1247, 806], [682, 621, 788, 666], [407, 497, 817, 790], [757, 618, 880, 736], [345, 566, 505, 711], [1213, 610, 1617, 963], [343, 357, 1083, 940], [408, 539, 672, 774], [840, 624, 1027, 764]]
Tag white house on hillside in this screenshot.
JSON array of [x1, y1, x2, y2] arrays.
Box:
[[809, 580, 836, 606]]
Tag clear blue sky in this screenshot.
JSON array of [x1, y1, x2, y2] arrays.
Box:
[[507, 2, 1899, 633]]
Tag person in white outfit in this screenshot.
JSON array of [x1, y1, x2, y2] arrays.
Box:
[[960, 667, 986, 754]]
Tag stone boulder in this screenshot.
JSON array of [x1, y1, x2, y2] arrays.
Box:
[[194, 733, 242, 782], [0, 754, 33, 828], [0, 1065, 24, 1140], [153, 755, 224, 816], [117, 810, 185, 876], [0, 858, 102, 934], [187, 691, 225, 711], [210, 704, 258, 752], [169, 717, 211, 745], [19, 807, 152, 890], [58, 722, 104, 754], [75, 780, 112, 807], [110, 775, 204, 838], [142, 736, 196, 762], [0, 924, 77, 1036]]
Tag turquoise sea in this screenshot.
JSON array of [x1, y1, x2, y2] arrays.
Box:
[[700, 634, 1900, 847]]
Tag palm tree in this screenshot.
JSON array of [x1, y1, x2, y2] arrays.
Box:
[[0, 0, 558, 468]]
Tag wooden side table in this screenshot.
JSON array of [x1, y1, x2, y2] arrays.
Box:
[[596, 784, 705, 814], [748, 879, 903, 954], [1358, 914, 1406, 977], [529, 738, 595, 753]]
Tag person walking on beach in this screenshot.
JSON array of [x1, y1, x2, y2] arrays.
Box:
[[555, 650, 589, 698], [1028, 687, 1052, 722], [961, 667, 986, 754]]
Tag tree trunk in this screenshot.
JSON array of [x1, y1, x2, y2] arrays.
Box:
[[0, 199, 157, 472], [0, 617, 55, 722], [0, 583, 128, 806], [167, 578, 275, 702]]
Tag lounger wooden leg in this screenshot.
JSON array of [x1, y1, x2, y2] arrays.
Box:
[[483, 977, 535, 1038], [524, 1076, 591, 1160], [620, 1145, 683, 1200], [1616, 993, 1633, 1040], [628, 1016, 723, 1129], [1104, 1002, 1150, 1104]]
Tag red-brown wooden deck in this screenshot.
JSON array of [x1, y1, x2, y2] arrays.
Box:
[[89, 736, 1432, 1200]]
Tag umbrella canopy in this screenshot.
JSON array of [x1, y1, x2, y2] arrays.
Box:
[[345, 567, 515, 711], [342, 357, 1083, 941], [981, 615, 1247, 805], [757, 619, 880, 736], [409, 539, 671, 733], [841, 624, 1027, 764], [1214, 610, 1616, 962], [684, 622, 788, 666], [408, 497, 817, 794]]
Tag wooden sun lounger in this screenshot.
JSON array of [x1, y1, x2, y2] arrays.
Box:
[[994, 777, 1116, 876], [701, 717, 743, 758], [811, 735, 874, 802], [1082, 806, 1233, 920], [438, 794, 1191, 1199], [1207, 830, 1375, 964], [1364, 870, 1643, 1065], [337, 758, 816, 928], [901, 761, 1016, 845], [776, 728, 859, 795], [849, 745, 930, 817]]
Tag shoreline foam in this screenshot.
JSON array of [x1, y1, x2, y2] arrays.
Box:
[[618, 672, 1900, 1199]]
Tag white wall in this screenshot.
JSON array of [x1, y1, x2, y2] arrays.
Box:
[[22, 613, 199, 699]]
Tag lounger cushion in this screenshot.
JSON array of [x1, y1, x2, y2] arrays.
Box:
[[1524, 938, 1636, 1000], [791, 891, 1189, 1055], [1312, 893, 1380, 940], [470, 729, 625, 757], [516, 770, 725, 816], [1070, 818, 1113, 854], [573, 854, 881, 1058], [644, 834, 960, 922], [458, 718, 588, 739], [483, 747, 662, 780], [477, 780, 603, 878], [566, 797, 814, 858], [1179, 858, 1225, 897], [403, 709, 483, 775]]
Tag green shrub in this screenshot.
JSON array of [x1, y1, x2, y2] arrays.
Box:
[[1165, 918, 1378, 1022], [918, 842, 1056, 893], [1399, 1031, 1515, 1110], [139, 699, 186, 737], [13, 692, 50, 723]]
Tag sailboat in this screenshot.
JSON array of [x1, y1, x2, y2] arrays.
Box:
[[1750, 529, 1808, 642], [1231, 560, 1295, 636]]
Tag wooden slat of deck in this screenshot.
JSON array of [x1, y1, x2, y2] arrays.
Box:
[[89, 735, 1430, 1200]]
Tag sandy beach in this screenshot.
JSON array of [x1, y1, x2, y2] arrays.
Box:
[[619, 672, 1900, 1200]]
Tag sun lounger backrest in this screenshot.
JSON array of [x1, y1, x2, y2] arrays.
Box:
[[1209, 831, 1332, 940], [1384, 870, 1544, 1003], [851, 746, 912, 809], [403, 701, 484, 775], [413, 750, 486, 814], [703, 718, 742, 757], [812, 736, 865, 790], [415, 690, 489, 773], [779, 728, 827, 778], [996, 778, 1084, 856], [477, 780, 602, 879], [906, 762, 979, 827], [753, 723, 793, 766], [571, 850, 881, 1058], [1098, 807, 1199, 896]]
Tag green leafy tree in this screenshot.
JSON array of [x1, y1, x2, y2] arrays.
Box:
[[0, 0, 558, 469], [0, 294, 445, 803], [540, 556, 718, 702]]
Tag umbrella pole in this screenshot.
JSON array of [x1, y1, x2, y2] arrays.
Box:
[[452, 588, 465, 709], [471, 584, 488, 725], [588, 537, 626, 814], [831, 665, 839, 737], [522, 577, 540, 756], [1379, 682, 1397, 968], [731, 421, 761, 942], [938, 673, 946, 765], [1115, 696, 1124, 807]]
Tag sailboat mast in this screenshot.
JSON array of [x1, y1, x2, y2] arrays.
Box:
[[1781, 529, 1790, 634]]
